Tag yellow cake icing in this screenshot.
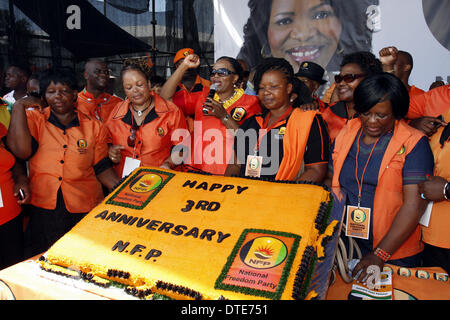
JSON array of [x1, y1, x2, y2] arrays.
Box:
[[44, 167, 336, 300]]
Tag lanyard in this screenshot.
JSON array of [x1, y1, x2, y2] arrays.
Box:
[[254, 106, 292, 154], [354, 129, 381, 208]]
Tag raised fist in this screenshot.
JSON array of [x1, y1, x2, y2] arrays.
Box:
[[379, 46, 398, 67]]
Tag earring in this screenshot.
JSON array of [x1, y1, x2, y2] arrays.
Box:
[[260, 43, 271, 58], [336, 43, 344, 55]]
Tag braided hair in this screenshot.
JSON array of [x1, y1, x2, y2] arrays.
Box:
[[121, 57, 152, 80], [253, 57, 294, 93]]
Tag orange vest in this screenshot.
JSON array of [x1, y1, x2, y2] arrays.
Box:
[[321, 101, 348, 142], [332, 119, 425, 260], [422, 107, 450, 249], [275, 108, 318, 180]]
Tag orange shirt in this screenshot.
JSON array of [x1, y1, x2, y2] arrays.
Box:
[[190, 89, 261, 175], [422, 108, 450, 249], [105, 92, 189, 176], [26, 108, 111, 213], [77, 88, 123, 122], [0, 123, 21, 225], [409, 85, 425, 98], [407, 84, 450, 119], [173, 75, 211, 116], [321, 101, 350, 142]]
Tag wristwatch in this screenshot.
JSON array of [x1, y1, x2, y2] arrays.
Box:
[[444, 181, 450, 200]]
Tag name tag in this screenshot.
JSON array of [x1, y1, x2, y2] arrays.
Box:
[[419, 202, 433, 227], [122, 157, 141, 178], [345, 205, 371, 240], [245, 155, 263, 178], [0, 187, 3, 208]]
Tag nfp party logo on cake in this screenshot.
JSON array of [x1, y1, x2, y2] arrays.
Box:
[[106, 168, 174, 210], [240, 236, 288, 269], [215, 229, 301, 299]]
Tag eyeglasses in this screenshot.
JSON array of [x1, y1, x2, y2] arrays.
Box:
[[211, 68, 236, 77], [127, 126, 137, 147], [335, 73, 366, 84]]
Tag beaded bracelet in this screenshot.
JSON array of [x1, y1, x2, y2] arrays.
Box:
[[374, 247, 391, 262]]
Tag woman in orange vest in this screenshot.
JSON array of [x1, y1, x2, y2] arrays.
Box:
[[322, 51, 382, 142], [226, 58, 329, 182], [7, 68, 120, 258], [419, 106, 450, 274], [106, 59, 189, 177], [0, 122, 30, 269], [327, 73, 434, 282]]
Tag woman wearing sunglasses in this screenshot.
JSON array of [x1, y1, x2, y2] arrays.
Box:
[[160, 54, 261, 175], [322, 51, 382, 141], [326, 73, 434, 281], [226, 58, 329, 182], [7, 68, 120, 258], [105, 59, 189, 177]]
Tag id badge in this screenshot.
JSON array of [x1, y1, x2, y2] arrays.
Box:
[[245, 155, 263, 178], [419, 202, 433, 227], [122, 157, 141, 178], [345, 205, 371, 240]]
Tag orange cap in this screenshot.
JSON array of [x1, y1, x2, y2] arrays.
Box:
[[173, 48, 194, 64]]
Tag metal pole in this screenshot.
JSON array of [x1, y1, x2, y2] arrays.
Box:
[[8, 0, 17, 61], [151, 0, 157, 73]]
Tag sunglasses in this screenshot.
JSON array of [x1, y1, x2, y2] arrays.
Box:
[[335, 73, 366, 84], [211, 68, 236, 77], [127, 126, 137, 148]]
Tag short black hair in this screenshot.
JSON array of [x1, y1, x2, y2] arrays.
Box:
[[340, 51, 383, 77], [8, 62, 31, 78], [253, 57, 294, 92], [38, 68, 78, 95], [398, 50, 413, 69], [354, 73, 409, 119], [216, 56, 244, 82]]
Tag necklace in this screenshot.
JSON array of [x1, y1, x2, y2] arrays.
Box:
[[214, 88, 244, 110], [131, 97, 152, 117]]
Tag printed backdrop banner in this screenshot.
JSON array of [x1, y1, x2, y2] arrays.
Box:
[[214, 0, 450, 93]]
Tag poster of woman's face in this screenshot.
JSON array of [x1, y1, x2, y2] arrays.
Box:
[[236, 0, 380, 75], [214, 0, 449, 91], [267, 0, 342, 72]]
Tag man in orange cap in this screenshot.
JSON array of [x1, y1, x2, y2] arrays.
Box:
[[168, 49, 210, 130]]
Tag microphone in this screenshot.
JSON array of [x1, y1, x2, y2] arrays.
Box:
[[202, 83, 218, 114]]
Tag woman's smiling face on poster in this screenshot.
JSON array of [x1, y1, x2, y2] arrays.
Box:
[[267, 0, 342, 72]]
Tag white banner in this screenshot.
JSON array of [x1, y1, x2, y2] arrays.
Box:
[[214, 0, 450, 92]]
